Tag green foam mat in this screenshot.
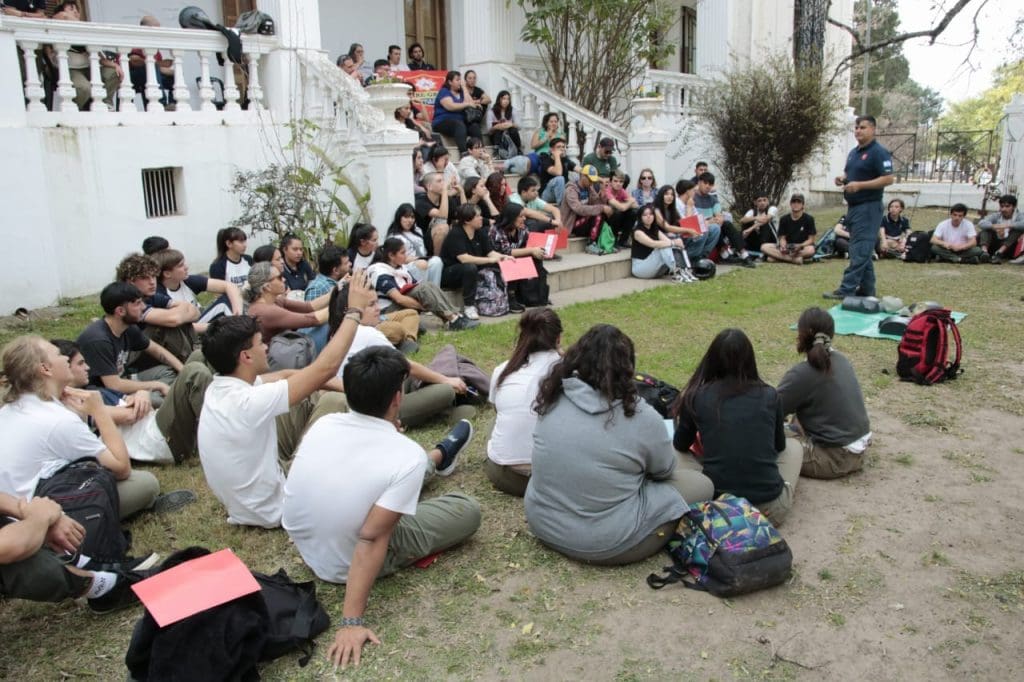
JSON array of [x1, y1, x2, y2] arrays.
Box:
[[789, 305, 967, 341]]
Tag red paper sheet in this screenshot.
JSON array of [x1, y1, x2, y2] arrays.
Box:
[[131, 548, 260, 627], [544, 228, 569, 250], [679, 214, 702, 233], [526, 231, 557, 258], [499, 257, 538, 282]]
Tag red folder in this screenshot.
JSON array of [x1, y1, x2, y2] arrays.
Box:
[[499, 257, 539, 282], [679, 214, 702, 234], [527, 232, 557, 258], [131, 548, 261, 627], [544, 228, 569, 250]]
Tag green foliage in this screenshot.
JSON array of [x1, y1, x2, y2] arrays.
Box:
[[229, 119, 370, 252], [700, 56, 843, 211], [939, 59, 1024, 133], [515, 0, 676, 124]]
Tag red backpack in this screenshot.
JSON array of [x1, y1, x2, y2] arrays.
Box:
[[896, 309, 962, 384]]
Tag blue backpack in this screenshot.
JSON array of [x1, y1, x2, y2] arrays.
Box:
[[647, 494, 792, 597]]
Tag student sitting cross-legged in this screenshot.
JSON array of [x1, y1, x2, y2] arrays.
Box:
[[672, 329, 803, 526], [485, 308, 563, 496], [195, 273, 374, 528], [151, 248, 244, 331], [524, 324, 714, 565], [283, 344, 481, 669]]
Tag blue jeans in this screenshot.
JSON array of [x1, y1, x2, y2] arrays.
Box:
[[541, 176, 566, 205], [684, 224, 721, 261], [838, 201, 883, 296], [632, 247, 680, 278]]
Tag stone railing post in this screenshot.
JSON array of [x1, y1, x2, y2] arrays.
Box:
[[998, 94, 1024, 196], [362, 126, 420, 229], [627, 96, 669, 184], [0, 25, 28, 126]]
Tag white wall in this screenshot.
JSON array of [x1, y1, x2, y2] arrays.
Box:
[[319, 0, 404, 67]]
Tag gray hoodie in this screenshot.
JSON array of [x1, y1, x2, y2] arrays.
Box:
[[524, 377, 688, 561]]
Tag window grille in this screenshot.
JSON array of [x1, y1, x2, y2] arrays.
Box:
[[141, 167, 181, 218]]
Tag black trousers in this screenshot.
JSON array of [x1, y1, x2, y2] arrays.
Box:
[[441, 262, 478, 305]]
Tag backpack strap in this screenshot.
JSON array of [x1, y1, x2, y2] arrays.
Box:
[[915, 311, 948, 384], [943, 312, 962, 379]]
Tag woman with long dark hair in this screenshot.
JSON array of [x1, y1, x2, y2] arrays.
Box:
[[439, 203, 513, 320], [488, 203, 548, 309], [431, 70, 481, 155], [486, 308, 563, 495], [777, 307, 871, 479], [524, 325, 714, 565], [487, 90, 523, 153], [673, 329, 803, 525], [387, 203, 442, 285], [631, 204, 693, 282], [209, 227, 252, 287], [484, 171, 508, 216]]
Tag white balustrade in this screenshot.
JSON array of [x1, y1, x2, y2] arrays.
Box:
[[4, 16, 276, 123], [644, 69, 708, 118]]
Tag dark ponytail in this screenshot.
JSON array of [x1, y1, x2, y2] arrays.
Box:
[[496, 308, 562, 388], [796, 307, 834, 374]]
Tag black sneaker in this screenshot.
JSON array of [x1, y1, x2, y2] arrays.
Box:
[[740, 257, 757, 268], [822, 290, 847, 301], [152, 489, 197, 514], [447, 315, 479, 331], [83, 551, 161, 574], [962, 255, 980, 265], [87, 567, 154, 614], [398, 338, 420, 355], [508, 299, 526, 313], [991, 253, 1004, 265], [435, 419, 473, 477]]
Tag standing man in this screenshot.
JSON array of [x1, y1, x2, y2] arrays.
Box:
[[825, 116, 894, 299]]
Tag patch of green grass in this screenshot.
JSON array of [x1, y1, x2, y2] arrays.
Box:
[[818, 568, 834, 581], [923, 550, 952, 567], [827, 611, 846, 627], [893, 453, 914, 466]]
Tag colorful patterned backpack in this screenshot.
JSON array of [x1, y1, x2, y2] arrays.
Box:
[[647, 494, 792, 597]]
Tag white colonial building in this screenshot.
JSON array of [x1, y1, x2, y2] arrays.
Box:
[[0, 0, 855, 313]]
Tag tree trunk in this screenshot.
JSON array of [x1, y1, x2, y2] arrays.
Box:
[[794, 0, 831, 69]]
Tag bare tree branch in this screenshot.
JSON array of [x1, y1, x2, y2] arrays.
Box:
[[827, 16, 861, 48]]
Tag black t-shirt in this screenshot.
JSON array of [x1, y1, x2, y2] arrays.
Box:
[[538, 153, 575, 193], [674, 383, 786, 504], [3, 0, 45, 11], [778, 213, 816, 244], [414, 193, 461, 255], [440, 223, 493, 268], [76, 319, 150, 387], [631, 223, 662, 261]]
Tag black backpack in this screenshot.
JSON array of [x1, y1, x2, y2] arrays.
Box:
[[903, 230, 932, 263], [256, 569, 331, 664], [34, 459, 129, 562], [634, 373, 680, 419]]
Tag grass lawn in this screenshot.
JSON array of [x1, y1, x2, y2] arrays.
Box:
[[1, 212, 1023, 680]]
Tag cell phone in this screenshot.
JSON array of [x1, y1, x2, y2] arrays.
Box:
[[465, 385, 479, 396]]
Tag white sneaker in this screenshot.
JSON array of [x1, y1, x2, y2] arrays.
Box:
[[672, 270, 688, 283], [463, 305, 479, 320], [1010, 254, 1024, 265], [681, 268, 697, 283]]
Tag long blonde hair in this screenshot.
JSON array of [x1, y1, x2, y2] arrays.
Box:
[[0, 335, 51, 405]]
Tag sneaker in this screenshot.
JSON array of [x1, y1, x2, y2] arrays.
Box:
[[671, 270, 688, 283], [1010, 254, 1024, 265], [83, 552, 161, 574], [508, 299, 525, 313], [87, 567, 153, 614], [991, 253, 1004, 265], [681, 268, 698, 283], [447, 315, 479, 331], [962, 255, 980, 265], [463, 305, 479, 320], [398, 338, 420, 355], [585, 243, 603, 256], [435, 419, 473, 477], [740, 257, 757, 268], [822, 290, 847, 301], [151, 489, 197, 514]]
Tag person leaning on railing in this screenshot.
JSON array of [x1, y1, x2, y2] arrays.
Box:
[[45, 1, 122, 111]]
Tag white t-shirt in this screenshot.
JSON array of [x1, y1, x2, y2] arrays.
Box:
[[0, 394, 106, 498], [336, 325, 392, 377], [120, 409, 173, 464], [165, 281, 200, 308], [223, 257, 252, 287], [487, 350, 561, 466], [197, 375, 290, 527], [933, 218, 977, 247], [282, 411, 426, 583]]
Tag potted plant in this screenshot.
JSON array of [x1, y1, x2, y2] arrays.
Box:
[[365, 76, 413, 130]]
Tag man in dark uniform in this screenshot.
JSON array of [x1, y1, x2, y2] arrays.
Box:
[[825, 116, 894, 299]]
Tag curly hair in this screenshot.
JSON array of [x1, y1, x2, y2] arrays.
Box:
[[115, 253, 159, 283], [533, 324, 638, 419]]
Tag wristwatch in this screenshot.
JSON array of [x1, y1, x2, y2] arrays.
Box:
[[340, 616, 364, 627]]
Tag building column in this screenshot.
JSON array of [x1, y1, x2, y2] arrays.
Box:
[[362, 127, 420, 228], [696, 0, 730, 79], [449, 0, 516, 95], [999, 94, 1024, 196], [257, 0, 324, 118]]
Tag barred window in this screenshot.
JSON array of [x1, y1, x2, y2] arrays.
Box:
[[141, 167, 182, 218]]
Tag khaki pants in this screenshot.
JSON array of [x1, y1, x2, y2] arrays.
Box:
[[118, 469, 161, 519], [379, 492, 482, 576], [155, 358, 214, 463], [0, 546, 89, 602], [796, 434, 866, 479], [484, 459, 532, 497], [378, 309, 421, 345]]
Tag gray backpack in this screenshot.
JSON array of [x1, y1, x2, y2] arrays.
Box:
[[268, 331, 315, 370]]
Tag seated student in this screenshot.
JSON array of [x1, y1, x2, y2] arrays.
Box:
[[0, 335, 160, 520], [282, 346, 480, 667], [77, 282, 184, 411], [663, 181, 719, 263], [305, 246, 349, 301], [362, 58, 390, 86], [487, 90, 523, 154], [396, 102, 442, 148], [440, 203, 516, 320], [539, 137, 575, 206], [486, 309, 562, 496], [422, 145, 462, 190], [455, 137, 495, 182], [462, 177, 499, 230], [415, 172, 461, 257], [387, 203, 443, 285], [511, 174, 563, 234], [246, 262, 332, 350], [631, 204, 693, 282], [631, 168, 658, 208], [488, 204, 548, 310], [978, 194, 1024, 264], [560, 165, 612, 242], [386, 43, 409, 73], [762, 194, 817, 265], [690, 173, 755, 266], [581, 137, 620, 179], [368, 238, 478, 331], [485, 172, 510, 223], [739, 194, 779, 253], [777, 307, 871, 479], [530, 112, 565, 155], [603, 169, 640, 247], [347, 223, 380, 272], [832, 215, 851, 257], [524, 325, 714, 565], [930, 203, 984, 263], [0, 492, 148, 613], [878, 198, 911, 258], [54, 338, 212, 466], [209, 227, 253, 287], [327, 286, 476, 428], [252, 243, 285, 271], [672, 329, 803, 526], [406, 42, 435, 71], [115, 254, 197, 393], [152, 249, 244, 330], [196, 274, 372, 528], [280, 234, 316, 292], [432, 71, 482, 156]]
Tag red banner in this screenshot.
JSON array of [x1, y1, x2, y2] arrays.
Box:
[[397, 70, 447, 121]]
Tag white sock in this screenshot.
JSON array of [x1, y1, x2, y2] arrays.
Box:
[[75, 554, 92, 569], [85, 570, 118, 599]]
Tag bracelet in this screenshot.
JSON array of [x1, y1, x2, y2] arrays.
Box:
[[344, 307, 364, 315], [340, 616, 364, 627], [344, 313, 362, 323]]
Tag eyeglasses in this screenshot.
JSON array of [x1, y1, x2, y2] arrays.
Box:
[[640, 176, 653, 181]]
